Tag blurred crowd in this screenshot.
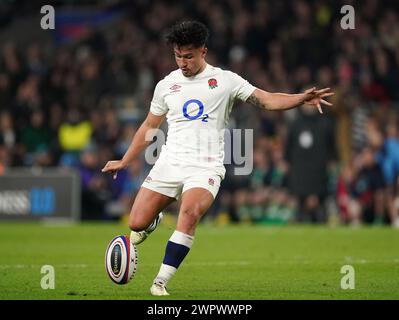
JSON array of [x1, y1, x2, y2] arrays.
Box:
[[1, 0, 399, 226]]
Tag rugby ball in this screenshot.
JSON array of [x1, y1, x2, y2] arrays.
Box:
[[105, 235, 138, 285]]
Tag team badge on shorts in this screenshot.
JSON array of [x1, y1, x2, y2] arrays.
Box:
[[208, 78, 218, 89], [145, 176, 152, 182], [208, 178, 215, 186]]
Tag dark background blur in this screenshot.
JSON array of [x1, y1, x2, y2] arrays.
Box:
[[1, 0, 399, 226]]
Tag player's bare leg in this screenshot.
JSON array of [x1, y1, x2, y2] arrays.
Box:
[[129, 187, 175, 245], [151, 188, 214, 296], [175, 188, 215, 235]]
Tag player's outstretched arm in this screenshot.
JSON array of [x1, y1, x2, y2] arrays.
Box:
[[246, 87, 334, 114], [101, 112, 165, 179]]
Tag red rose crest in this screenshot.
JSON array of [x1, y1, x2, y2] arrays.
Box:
[[208, 78, 218, 89], [208, 178, 215, 186]]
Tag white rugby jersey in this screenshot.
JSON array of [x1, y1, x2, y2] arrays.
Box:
[[149, 63, 256, 177]]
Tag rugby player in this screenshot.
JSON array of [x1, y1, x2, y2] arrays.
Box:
[[102, 21, 334, 296]]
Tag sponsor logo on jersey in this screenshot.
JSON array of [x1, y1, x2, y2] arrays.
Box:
[[208, 78, 218, 89], [170, 84, 181, 92]]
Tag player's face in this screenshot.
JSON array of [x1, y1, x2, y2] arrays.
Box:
[[174, 45, 207, 77]]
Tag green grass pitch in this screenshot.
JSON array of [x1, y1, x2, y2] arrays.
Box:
[[0, 220, 398, 300]]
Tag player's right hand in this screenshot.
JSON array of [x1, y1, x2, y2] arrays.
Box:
[[101, 160, 126, 179]]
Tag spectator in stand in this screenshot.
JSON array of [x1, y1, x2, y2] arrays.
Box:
[[58, 108, 93, 161], [336, 163, 362, 225], [0, 73, 12, 111], [351, 146, 386, 224], [105, 157, 149, 219], [79, 144, 111, 220], [376, 119, 399, 227], [285, 104, 336, 222], [20, 109, 52, 165]]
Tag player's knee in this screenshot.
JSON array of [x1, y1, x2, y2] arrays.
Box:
[[180, 203, 202, 221], [128, 219, 148, 232], [129, 206, 150, 231]]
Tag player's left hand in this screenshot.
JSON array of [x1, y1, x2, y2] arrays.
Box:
[[302, 87, 334, 114]]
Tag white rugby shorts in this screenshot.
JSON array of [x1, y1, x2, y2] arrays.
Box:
[[141, 157, 224, 200]]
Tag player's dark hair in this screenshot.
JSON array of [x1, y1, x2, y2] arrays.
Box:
[[165, 21, 209, 48]]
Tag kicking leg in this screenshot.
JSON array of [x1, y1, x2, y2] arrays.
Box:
[[151, 188, 214, 296], [129, 187, 175, 244]]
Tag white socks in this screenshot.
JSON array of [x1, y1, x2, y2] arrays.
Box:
[[154, 230, 194, 287]]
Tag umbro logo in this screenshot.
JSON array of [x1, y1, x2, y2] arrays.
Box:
[[170, 84, 181, 92]]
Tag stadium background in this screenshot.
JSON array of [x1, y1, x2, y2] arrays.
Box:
[[0, 0, 399, 227]]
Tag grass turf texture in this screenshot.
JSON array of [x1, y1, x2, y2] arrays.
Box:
[[0, 221, 398, 300]]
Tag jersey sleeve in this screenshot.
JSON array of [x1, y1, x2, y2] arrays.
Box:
[[150, 81, 168, 116], [226, 71, 257, 102]]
